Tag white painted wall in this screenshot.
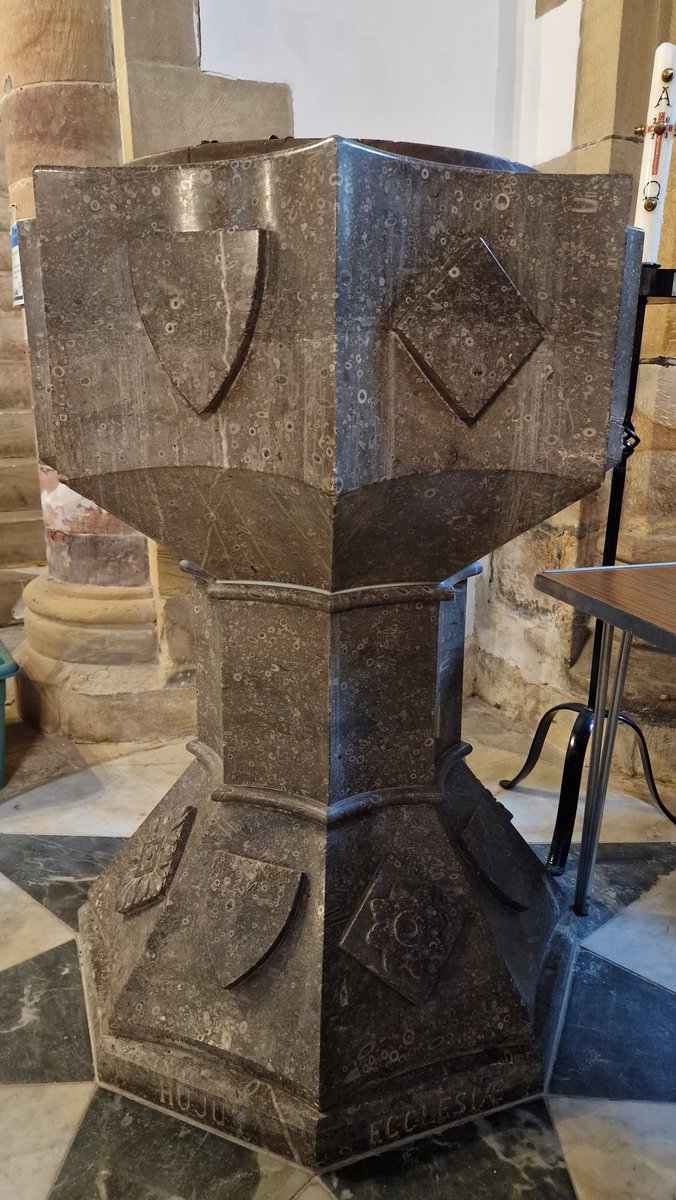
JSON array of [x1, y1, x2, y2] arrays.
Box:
[[517, 0, 582, 164], [199, 0, 525, 160]]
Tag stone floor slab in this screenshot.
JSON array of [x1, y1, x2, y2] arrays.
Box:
[[551, 951, 676, 1101], [47, 1088, 311, 1200], [0, 743, 190, 837], [582, 865, 676, 992], [532, 842, 676, 939], [550, 1097, 676, 1200], [319, 1100, 575, 1199], [0, 834, 126, 930], [0, 872, 72, 972], [0, 1082, 94, 1200], [0, 941, 93, 1084]]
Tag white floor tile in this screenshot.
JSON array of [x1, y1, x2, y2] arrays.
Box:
[[73, 738, 191, 770], [582, 867, 676, 991], [0, 874, 73, 972], [550, 1097, 676, 1200], [251, 1157, 313, 1199], [492, 776, 676, 846], [0, 1081, 94, 1200], [293, 1182, 335, 1199], [0, 742, 191, 838]]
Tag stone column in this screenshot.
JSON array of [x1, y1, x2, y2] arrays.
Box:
[[0, 0, 292, 740], [473, 0, 676, 780], [0, 0, 182, 740]]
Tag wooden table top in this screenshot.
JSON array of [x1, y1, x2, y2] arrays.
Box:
[[534, 563, 676, 655]]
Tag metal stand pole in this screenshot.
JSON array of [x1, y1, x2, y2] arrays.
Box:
[[574, 627, 633, 915]]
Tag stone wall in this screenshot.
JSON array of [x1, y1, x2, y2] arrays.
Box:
[[471, 0, 676, 782]]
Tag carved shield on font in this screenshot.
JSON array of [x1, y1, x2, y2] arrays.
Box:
[[128, 228, 266, 414], [204, 850, 304, 988]]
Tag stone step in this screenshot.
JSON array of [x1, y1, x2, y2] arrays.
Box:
[[0, 408, 37, 457], [0, 360, 31, 408], [0, 565, 41, 624], [0, 456, 41, 510], [0, 309, 28, 358], [0, 508, 46, 567]]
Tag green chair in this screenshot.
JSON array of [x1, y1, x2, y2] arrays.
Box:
[[0, 640, 19, 789]]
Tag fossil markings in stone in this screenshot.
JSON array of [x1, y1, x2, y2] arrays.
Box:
[[128, 227, 266, 414], [393, 236, 544, 425], [203, 849, 305, 988], [458, 801, 531, 912]]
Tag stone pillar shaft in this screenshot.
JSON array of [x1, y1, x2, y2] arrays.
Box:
[[81, 570, 557, 1167], [0, 0, 161, 739], [194, 576, 464, 808]]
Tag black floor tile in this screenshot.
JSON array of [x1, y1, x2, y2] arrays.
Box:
[[321, 1100, 575, 1199], [550, 949, 676, 1100], [0, 940, 94, 1083], [532, 842, 676, 937], [48, 1088, 310, 1200], [0, 833, 126, 930]]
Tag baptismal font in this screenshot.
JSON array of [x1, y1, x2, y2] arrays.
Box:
[[19, 137, 640, 1167]]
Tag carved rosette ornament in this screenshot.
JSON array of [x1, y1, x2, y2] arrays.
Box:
[[116, 807, 195, 915], [20, 137, 641, 1169], [340, 858, 464, 1004]]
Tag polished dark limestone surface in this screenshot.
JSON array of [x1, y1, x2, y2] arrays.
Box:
[[18, 136, 643, 1167], [22, 140, 639, 586]]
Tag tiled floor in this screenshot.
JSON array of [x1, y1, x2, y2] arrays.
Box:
[[1, 694, 676, 1198]]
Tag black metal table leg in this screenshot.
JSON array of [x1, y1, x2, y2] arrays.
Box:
[[497, 268, 676, 873], [499, 702, 585, 791], [619, 713, 676, 824], [546, 706, 595, 874]]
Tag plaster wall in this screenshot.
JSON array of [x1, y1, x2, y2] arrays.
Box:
[[200, 0, 523, 159], [517, 0, 581, 164]]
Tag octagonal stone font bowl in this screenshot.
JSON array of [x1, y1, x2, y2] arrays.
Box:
[[21, 137, 641, 590]]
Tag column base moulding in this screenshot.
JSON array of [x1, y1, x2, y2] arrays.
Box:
[[15, 642, 195, 742]]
